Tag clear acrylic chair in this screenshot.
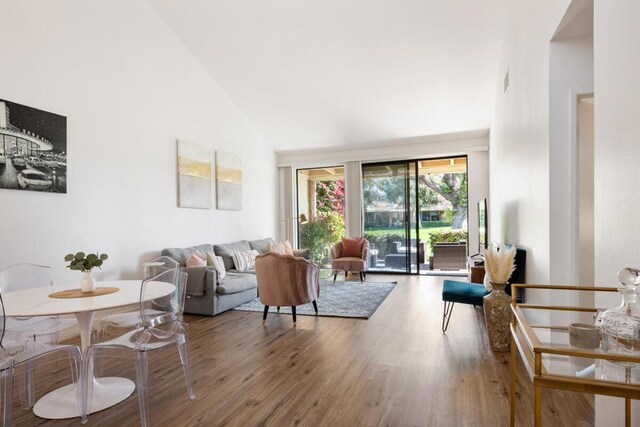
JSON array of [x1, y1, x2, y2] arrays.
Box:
[[0, 289, 83, 425], [0, 294, 15, 426], [82, 269, 194, 426], [0, 263, 76, 409], [93, 256, 180, 343], [0, 264, 75, 345]]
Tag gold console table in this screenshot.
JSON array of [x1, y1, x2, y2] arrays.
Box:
[[510, 284, 640, 427]]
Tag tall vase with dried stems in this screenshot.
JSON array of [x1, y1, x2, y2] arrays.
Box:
[[483, 244, 516, 352]]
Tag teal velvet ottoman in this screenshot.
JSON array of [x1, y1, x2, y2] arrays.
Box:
[[441, 279, 490, 332]]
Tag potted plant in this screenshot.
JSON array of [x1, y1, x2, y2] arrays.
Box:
[[64, 252, 109, 292], [483, 244, 516, 352]]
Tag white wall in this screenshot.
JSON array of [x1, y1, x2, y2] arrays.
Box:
[[547, 34, 594, 329], [548, 35, 594, 287], [577, 98, 594, 287], [494, 0, 638, 423], [0, 0, 277, 284], [490, 0, 570, 311], [594, 1, 640, 425], [467, 151, 490, 255]]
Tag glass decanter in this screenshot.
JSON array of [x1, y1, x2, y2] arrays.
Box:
[[597, 268, 640, 365]]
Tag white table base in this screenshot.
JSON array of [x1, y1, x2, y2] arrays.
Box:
[[33, 310, 136, 419], [33, 377, 135, 419]]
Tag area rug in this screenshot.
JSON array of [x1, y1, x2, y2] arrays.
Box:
[[233, 280, 396, 319]]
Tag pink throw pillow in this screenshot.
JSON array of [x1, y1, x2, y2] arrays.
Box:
[[342, 237, 365, 258], [283, 241, 294, 256], [186, 252, 207, 267]]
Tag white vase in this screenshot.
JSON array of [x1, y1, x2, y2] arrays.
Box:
[[81, 271, 96, 292]]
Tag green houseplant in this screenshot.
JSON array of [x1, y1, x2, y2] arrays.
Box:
[[64, 252, 108, 292], [299, 213, 345, 267]]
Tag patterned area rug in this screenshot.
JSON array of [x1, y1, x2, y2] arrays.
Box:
[[233, 280, 396, 319]]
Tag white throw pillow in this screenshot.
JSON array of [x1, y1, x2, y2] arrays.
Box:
[[269, 241, 294, 256], [283, 241, 294, 256], [269, 241, 286, 255], [207, 252, 226, 280], [232, 249, 260, 272]]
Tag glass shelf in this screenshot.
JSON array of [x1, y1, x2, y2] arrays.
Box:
[[509, 284, 640, 427]]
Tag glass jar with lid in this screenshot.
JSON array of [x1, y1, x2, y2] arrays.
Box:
[[596, 268, 640, 364]]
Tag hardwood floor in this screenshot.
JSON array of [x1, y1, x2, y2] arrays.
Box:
[[12, 274, 594, 426]]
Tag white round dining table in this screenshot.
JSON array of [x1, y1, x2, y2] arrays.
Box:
[[2, 279, 175, 420]]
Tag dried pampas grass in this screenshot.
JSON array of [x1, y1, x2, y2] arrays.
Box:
[[484, 243, 516, 285]]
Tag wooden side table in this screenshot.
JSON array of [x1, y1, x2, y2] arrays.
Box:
[[468, 256, 485, 283]]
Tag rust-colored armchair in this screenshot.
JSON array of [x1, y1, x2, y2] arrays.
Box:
[[331, 237, 370, 282], [255, 252, 320, 326]]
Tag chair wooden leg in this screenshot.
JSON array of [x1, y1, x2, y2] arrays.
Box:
[[277, 306, 280, 312], [312, 300, 318, 315], [262, 305, 269, 325], [359, 272, 364, 282], [442, 301, 455, 332], [291, 306, 297, 326], [333, 273, 337, 283]]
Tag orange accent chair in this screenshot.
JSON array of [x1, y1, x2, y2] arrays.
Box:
[[331, 237, 370, 282]]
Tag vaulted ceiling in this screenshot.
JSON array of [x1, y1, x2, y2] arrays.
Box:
[[151, 0, 503, 151]]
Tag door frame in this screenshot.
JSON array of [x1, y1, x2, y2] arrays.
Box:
[[294, 165, 346, 254]]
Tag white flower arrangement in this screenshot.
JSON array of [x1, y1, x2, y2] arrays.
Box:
[[484, 243, 516, 290]]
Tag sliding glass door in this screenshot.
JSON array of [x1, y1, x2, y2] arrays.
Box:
[[363, 157, 469, 274], [362, 161, 419, 273]]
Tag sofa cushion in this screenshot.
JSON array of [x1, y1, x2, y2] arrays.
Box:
[[216, 272, 257, 295], [249, 237, 276, 254], [161, 244, 214, 267], [214, 240, 251, 271]]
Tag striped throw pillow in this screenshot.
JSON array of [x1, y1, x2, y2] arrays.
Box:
[[232, 249, 260, 272]]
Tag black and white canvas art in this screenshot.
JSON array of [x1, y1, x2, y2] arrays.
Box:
[[0, 98, 67, 193]]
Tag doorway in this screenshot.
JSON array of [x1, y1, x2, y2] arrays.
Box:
[[296, 166, 346, 268]]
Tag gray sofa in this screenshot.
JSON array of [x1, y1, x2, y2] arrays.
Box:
[[161, 238, 310, 316]]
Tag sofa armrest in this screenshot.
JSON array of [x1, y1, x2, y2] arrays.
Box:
[[293, 248, 311, 260], [181, 266, 218, 297]]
